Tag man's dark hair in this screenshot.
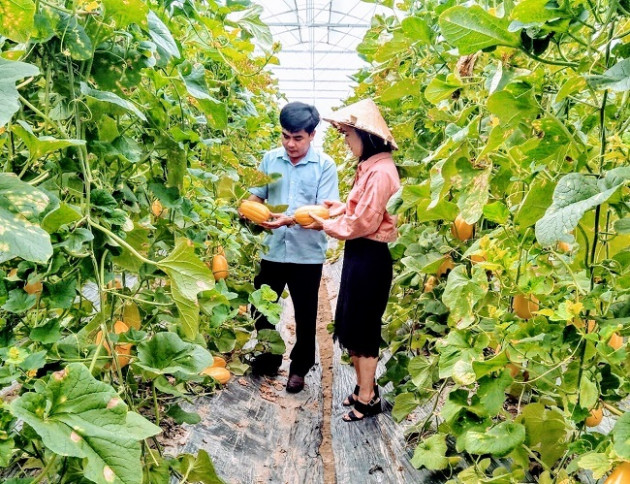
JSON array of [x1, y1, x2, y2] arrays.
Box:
[[279, 102, 320, 134], [355, 128, 393, 161]]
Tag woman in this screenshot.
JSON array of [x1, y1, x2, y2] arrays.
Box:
[[305, 99, 400, 421]]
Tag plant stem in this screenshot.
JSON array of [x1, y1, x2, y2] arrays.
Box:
[[518, 49, 579, 68], [88, 219, 157, 266], [104, 290, 173, 306], [153, 382, 160, 427], [603, 401, 624, 417], [18, 95, 69, 137], [31, 453, 58, 484]]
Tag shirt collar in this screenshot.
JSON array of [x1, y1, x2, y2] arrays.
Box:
[[281, 146, 317, 166], [356, 152, 392, 175]]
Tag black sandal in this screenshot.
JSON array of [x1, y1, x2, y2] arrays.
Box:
[[342, 396, 382, 422], [342, 382, 379, 407], [343, 385, 360, 406]]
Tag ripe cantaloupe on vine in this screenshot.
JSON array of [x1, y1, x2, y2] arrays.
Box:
[[212, 254, 229, 280], [96, 320, 133, 369]]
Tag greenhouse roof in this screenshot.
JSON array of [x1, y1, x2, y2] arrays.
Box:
[[260, 1, 391, 146]]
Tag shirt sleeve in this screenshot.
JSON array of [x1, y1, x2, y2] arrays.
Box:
[[316, 159, 340, 204], [248, 154, 268, 200], [323, 172, 392, 240]]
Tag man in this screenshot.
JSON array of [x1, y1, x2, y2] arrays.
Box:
[[246, 102, 339, 393]]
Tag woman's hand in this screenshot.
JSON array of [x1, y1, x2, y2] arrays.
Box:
[[260, 213, 295, 230], [323, 200, 346, 217], [302, 212, 326, 231]]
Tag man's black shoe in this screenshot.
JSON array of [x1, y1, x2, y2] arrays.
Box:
[[286, 374, 305, 393], [251, 353, 282, 376]]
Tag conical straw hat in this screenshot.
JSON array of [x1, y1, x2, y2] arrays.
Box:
[[323, 99, 398, 150]]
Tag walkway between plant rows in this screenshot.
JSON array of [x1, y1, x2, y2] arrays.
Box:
[[175, 259, 440, 484]]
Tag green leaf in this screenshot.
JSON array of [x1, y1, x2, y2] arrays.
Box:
[[248, 285, 281, 325], [31, 6, 59, 43], [227, 5, 272, 50], [59, 228, 94, 257], [510, 0, 568, 24], [453, 359, 476, 385], [166, 404, 201, 425], [579, 374, 598, 410], [0, 0, 35, 42], [411, 434, 449, 470], [166, 144, 187, 190], [442, 266, 489, 328], [437, 330, 488, 380], [556, 76, 587, 103], [515, 176, 556, 228], [615, 218, 630, 235], [1, 289, 36, 313], [181, 64, 213, 100], [535, 168, 630, 246], [198, 98, 228, 130], [0, 206, 52, 264], [256, 329, 286, 355], [401, 16, 432, 44], [156, 240, 215, 340], [374, 31, 412, 62], [0, 58, 40, 127], [577, 453, 613, 480], [391, 392, 421, 423], [425, 76, 462, 105], [458, 166, 491, 223], [80, 82, 147, 121], [464, 422, 526, 457], [439, 6, 521, 54], [588, 58, 630, 92], [12, 122, 85, 160], [174, 450, 225, 484], [473, 372, 513, 416], [472, 352, 510, 379], [20, 350, 46, 371], [102, 0, 148, 28], [483, 201, 509, 224], [0, 172, 50, 220], [396, 182, 458, 221], [180, 65, 228, 129], [135, 332, 212, 376], [41, 203, 82, 233], [612, 412, 630, 459], [90, 188, 118, 212], [30, 319, 62, 344], [58, 15, 93, 61], [487, 84, 538, 127], [516, 402, 569, 467], [380, 78, 421, 102], [46, 279, 77, 309], [147, 10, 180, 59], [0, 438, 14, 467], [11, 363, 160, 484], [408, 355, 434, 390], [525, 117, 572, 160]]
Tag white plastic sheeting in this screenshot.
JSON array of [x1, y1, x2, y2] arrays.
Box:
[[260, 1, 391, 146]]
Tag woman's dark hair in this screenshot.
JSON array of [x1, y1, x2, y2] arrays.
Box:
[[355, 128, 393, 161], [279, 102, 320, 134]]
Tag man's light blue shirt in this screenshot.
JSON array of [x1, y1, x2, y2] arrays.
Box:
[[249, 146, 339, 264]]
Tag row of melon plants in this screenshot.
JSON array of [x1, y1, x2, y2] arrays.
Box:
[[324, 0, 630, 481], [0, 0, 284, 482]]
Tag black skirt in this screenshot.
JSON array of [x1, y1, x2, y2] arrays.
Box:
[[334, 238, 393, 358]]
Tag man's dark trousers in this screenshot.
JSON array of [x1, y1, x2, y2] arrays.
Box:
[[253, 259, 323, 377]]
